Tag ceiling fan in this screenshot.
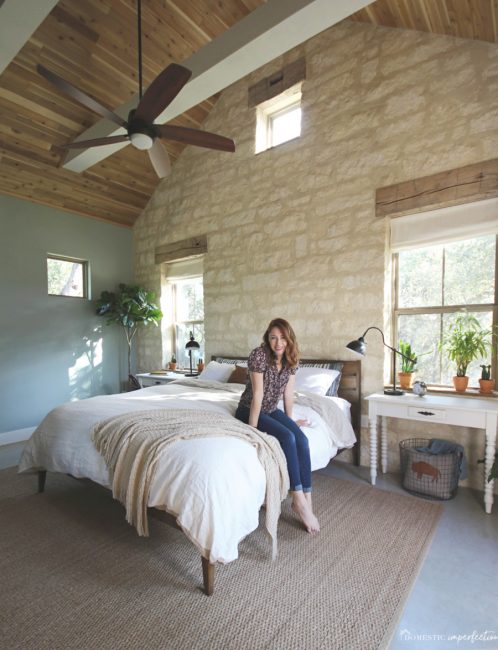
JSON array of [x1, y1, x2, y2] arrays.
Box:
[[37, 0, 235, 178]]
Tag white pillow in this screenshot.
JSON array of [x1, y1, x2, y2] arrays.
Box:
[[199, 361, 235, 382], [294, 367, 341, 396]]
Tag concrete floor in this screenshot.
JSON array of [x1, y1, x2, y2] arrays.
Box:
[[3, 443, 498, 650], [320, 461, 498, 650]]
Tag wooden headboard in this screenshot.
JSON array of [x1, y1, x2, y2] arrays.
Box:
[[211, 355, 362, 465]]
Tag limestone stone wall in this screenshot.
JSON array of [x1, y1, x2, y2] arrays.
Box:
[[134, 19, 498, 491]]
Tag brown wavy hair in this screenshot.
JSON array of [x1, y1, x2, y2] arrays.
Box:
[[262, 318, 300, 369]]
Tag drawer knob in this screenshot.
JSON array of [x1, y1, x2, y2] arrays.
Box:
[[417, 410, 435, 416]]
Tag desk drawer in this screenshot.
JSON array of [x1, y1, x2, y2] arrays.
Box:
[[407, 406, 447, 422], [407, 405, 486, 428]]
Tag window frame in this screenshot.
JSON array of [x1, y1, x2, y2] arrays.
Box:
[[267, 101, 302, 148], [171, 275, 204, 366], [255, 84, 302, 154], [392, 235, 498, 388], [46, 253, 89, 299]]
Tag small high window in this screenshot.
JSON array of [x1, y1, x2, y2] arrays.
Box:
[[47, 254, 88, 298], [255, 86, 302, 153]]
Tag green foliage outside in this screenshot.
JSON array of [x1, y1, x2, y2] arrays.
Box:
[[397, 235, 496, 385], [96, 283, 162, 378]]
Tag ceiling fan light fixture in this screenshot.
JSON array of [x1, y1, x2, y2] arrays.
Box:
[[130, 132, 154, 150]]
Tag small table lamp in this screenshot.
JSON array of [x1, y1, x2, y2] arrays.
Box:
[[185, 331, 200, 377], [346, 326, 413, 396]]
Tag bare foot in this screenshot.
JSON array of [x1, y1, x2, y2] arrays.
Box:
[[305, 492, 312, 509], [291, 492, 320, 534]]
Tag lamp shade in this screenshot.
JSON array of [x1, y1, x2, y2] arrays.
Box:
[[185, 332, 200, 350], [346, 336, 366, 356]]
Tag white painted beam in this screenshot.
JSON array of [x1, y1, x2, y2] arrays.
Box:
[[63, 0, 372, 173], [0, 0, 59, 75]]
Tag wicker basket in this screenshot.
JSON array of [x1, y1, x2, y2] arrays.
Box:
[[399, 438, 462, 500]]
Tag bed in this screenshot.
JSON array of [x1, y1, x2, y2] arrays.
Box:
[[19, 357, 361, 595]]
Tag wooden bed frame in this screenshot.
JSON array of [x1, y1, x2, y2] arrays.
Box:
[[37, 357, 361, 596]]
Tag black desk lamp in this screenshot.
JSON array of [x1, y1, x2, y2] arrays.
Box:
[[185, 331, 200, 377], [346, 326, 413, 396]]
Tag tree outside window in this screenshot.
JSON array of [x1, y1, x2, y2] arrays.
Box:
[[173, 277, 204, 367], [394, 235, 496, 387], [47, 255, 88, 298]]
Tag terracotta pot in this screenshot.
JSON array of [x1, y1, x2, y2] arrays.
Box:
[[169, 362, 177, 370], [479, 378, 495, 395], [197, 362, 205, 372], [398, 372, 414, 390], [453, 375, 469, 393]]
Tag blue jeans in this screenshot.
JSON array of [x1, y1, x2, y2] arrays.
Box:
[[235, 405, 312, 492]]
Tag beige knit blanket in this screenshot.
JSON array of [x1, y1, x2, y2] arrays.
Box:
[[91, 408, 289, 559]]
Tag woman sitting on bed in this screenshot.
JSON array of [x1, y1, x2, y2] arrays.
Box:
[[235, 317, 320, 534]]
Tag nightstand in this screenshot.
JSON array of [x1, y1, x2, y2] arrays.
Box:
[[136, 372, 183, 387]]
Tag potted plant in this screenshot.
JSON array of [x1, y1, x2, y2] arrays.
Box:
[[96, 283, 162, 388], [197, 357, 205, 372], [479, 364, 495, 395], [440, 313, 494, 393], [169, 354, 177, 370], [397, 340, 418, 390]]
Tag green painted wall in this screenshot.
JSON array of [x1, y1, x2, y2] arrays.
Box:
[[0, 195, 134, 433]]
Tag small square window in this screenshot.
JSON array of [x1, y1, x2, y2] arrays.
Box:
[[255, 85, 302, 153], [47, 255, 88, 298]]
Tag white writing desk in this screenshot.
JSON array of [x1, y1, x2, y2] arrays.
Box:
[[366, 392, 498, 514]]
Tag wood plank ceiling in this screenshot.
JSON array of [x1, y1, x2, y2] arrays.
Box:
[[0, 0, 497, 228]]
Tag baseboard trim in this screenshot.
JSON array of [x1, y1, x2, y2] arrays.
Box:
[[0, 427, 36, 446]]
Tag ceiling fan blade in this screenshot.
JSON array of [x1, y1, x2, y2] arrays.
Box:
[[61, 135, 129, 149], [148, 140, 171, 178], [134, 64, 192, 123], [37, 64, 128, 129], [156, 124, 235, 152]]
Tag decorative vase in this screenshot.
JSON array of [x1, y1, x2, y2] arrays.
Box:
[[479, 378, 495, 395], [398, 372, 414, 390], [453, 376, 469, 393]]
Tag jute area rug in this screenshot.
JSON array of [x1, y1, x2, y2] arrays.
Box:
[[0, 468, 441, 650]]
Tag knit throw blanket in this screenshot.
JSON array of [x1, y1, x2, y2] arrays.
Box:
[[91, 408, 289, 559]]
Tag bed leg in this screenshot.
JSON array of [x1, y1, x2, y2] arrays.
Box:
[[201, 556, 215, 596], [38, 470, 47, 493]]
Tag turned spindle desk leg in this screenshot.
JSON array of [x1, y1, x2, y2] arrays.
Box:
[[484, 415, 497, 515], [369, 414, 378, 486], [381, 416, 388, 474]]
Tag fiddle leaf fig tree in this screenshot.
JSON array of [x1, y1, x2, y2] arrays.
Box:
[[96, 283, 162, 378]]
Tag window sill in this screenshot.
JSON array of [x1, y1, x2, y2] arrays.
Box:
[[386, 384, 498, 399]]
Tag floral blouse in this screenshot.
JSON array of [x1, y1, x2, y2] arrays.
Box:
[[238, 346, 298, 413]]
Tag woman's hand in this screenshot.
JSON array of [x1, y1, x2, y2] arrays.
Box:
[[295, 418, 311, 427]]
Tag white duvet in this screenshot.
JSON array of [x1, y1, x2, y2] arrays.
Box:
[[19, 379, 356, 563]]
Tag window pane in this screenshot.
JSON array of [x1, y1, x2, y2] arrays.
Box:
[[444, 236, 495, 305], [271, 106, 301, 146], [176, 278, 204, 322], [398, 313, 441, 384], [398, 246, 443, 308], [47, 257, 86, 297]]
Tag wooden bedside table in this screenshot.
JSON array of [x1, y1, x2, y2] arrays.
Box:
[[136, 372, 186, 387]]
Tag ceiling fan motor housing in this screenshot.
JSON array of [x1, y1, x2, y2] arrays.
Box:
[[127, 109, 157, 150]]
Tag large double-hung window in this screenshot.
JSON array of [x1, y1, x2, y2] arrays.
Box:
[[162, 257, 205, 369], [392, 200, 498, 388]]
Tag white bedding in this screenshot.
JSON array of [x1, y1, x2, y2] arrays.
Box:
[[19, 379, 356, 563]]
